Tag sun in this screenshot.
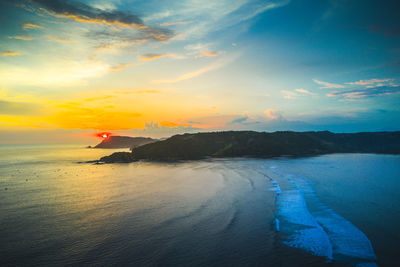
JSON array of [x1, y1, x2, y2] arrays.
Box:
[[96, 132, 112, 139]]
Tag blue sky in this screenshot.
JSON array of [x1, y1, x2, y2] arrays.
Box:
[[0, 0, 399, 143]]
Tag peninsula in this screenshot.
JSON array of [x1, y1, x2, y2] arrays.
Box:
[[98, 131, 400, 163], [93, 136, 157, 149]]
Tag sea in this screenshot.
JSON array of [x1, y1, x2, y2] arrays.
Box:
[[1, 145, 399, 266]]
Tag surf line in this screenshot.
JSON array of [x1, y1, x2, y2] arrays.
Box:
[[255, 168, 281, 232], [267, 168, 378, 266], [287, 176, 377, 264]]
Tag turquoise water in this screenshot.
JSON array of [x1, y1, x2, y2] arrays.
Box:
[[1, 145, 399, 266]]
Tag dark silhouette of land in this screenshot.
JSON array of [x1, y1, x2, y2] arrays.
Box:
[[93, 136, 157, 149], [99, 131, 400, 162]]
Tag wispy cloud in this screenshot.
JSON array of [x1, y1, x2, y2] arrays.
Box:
[[8, 35, 33, 40], [159, 121, 190, 128], [264, 109, 280, 119], [346, 78, 393, 85], [144, 0, 289, 40], [195, 51, 220, 58], [139, 53, 176, 61], [228, 116, 249, 124], [45, 35, 75, 43], [327, 85, 400, 100], [22, 22, 44, 29], [185, 43, 221, 58], [313, 79, 344, 89], [109, 63, 138, 72], [153, 55, 236, 84], [160, 21, 192, 26], [282, 88, 314, 99], [2, 51, 22, 56], [295, 88, 313, 95]]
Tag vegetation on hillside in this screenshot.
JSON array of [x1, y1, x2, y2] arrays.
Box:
[[100, 131, 400, 162]]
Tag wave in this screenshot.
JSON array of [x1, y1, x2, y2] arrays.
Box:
[[289, 176, 377, 261], [267, 168, 378, 266], [277, 189, 333, 259]]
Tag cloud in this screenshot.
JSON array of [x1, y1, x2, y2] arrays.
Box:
[[228, 116, 249, 124], [2, 51, 22, 56], [327, 85, 400, 100], [138, 53, 175, 61], [160, 21, 192, 26], [159, 121, 190, 127], [295, 88, 313, 95], [281, 90, 297, 99], [45, 35, 75, 43], [281, 88, 314, 99], [153, 55, 236, 84], [29, 0, 144, 28], [185, 43, 220, 58], [346, 78, 393, 85], [264, 109, 280, 119], [195, 51, 220, 58], [181, 0, 289, 39], [87, 28, 174, 56], [22, 22, 44, 29], [109, 62, 138, 72], [27, 0, 174, 41], [8, 35, 33, 40], [313, 79, 344, 89]]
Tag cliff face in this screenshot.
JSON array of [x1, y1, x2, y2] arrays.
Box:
[[94, 136, 157, 149], [100, 131, 400, 162]]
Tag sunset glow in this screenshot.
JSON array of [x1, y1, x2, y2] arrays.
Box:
[[0, 0, 399, 144], [96, 132, 112, 139]]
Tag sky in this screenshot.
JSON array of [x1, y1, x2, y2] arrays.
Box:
[[0, 0, 399, 144]]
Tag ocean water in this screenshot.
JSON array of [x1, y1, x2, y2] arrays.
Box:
[[1, 145, 399, 266]]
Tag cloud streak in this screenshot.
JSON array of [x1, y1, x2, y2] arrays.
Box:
[[2, 51, 22, 56], [313, 79, 344, 89], [139, 53, 175, 61], [327, 85, 400, 100], [45, 35, 75, 43], [153, 55, 237, 84], [346, 78, 393, 85], [8, 35, 33, 40], [282, 88, 314, 99], [22, 22, 43, 29]]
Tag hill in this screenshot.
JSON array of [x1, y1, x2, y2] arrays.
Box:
[[99, 131, 400, 162], [93, 136, 157, 149]]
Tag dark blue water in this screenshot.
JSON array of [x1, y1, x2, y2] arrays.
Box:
[[1, 146, 399, 266]]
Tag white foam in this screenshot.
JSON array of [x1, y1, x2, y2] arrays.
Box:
[[289, 176, 377, 261], [277, 189, 333, 259], [269, 179, 282, 195]]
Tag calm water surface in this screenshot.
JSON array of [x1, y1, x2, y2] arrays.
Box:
[[1, 145, 399, 266]]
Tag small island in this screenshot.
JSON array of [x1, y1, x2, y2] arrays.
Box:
[[92, 136, 157, 149], [99, 131, 400, 163]]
